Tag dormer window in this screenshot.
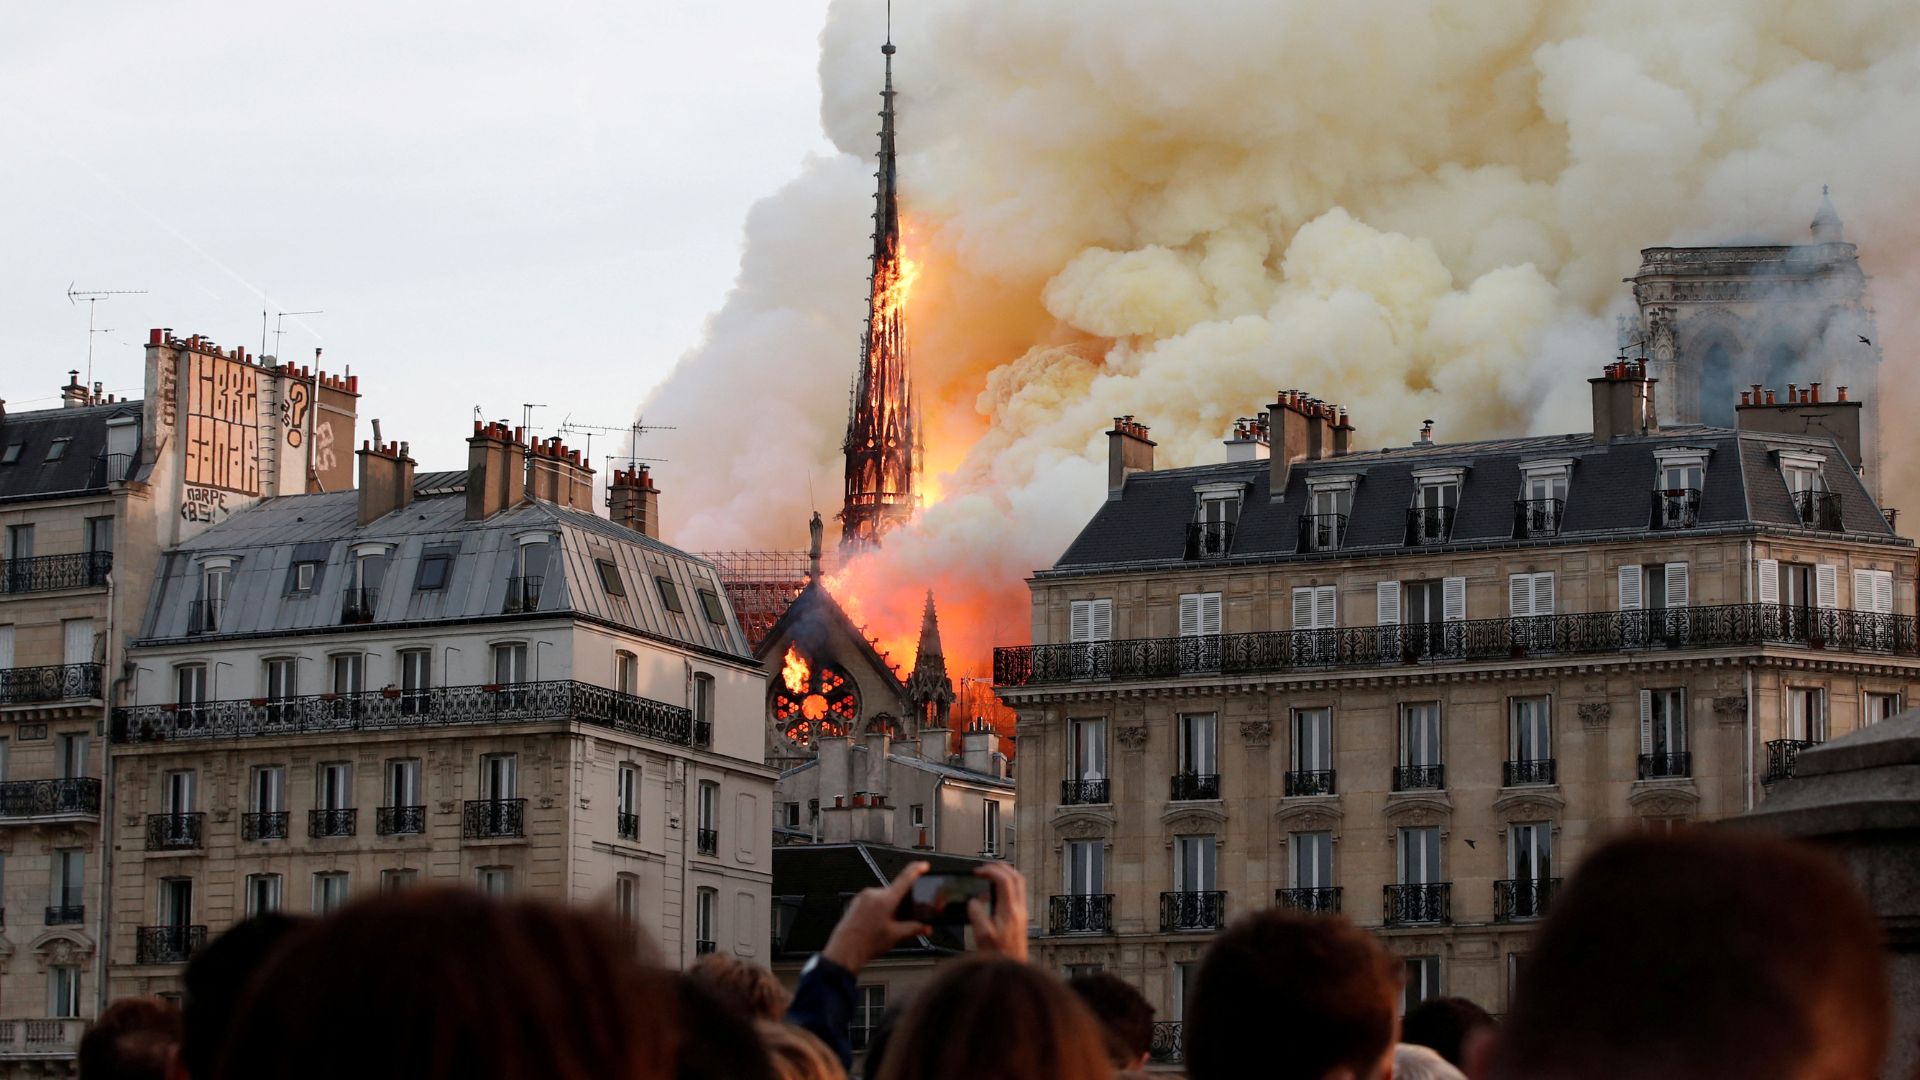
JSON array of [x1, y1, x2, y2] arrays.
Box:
[[1516, 459, 1571, 538], [1652, 449, 1709, 529], [1301, 475, 1356, 552], [44, 438, 70, 463], [1777, 450, 1839, 530], [1407, 469, 1463, 546], [1187, 483, 1243, 560]]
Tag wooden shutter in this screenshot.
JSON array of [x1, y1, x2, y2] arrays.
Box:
[[1816, 564, 1838, 610], [1854, 569, 1874, 613], [1756, 558, 1780, 603], [1443, 577, 1466, 622], [1876, 571, 1895, 614], [1509, 574, 1533, 618], [1639, 690, 1654, 756], [1618, 565, 1643, 611], [1292, 587, 1315, 630], [1200, 592, 1222, 635], [1090, 599, 1112, 641], [1376, 581, 1401, 626], [1070, 601, 1092, 644], [1314, 586, 1337, 629], [1532, 573, 1556, 616], [1179, 594, 1202, 638], [1664, 562, 1689, 607]]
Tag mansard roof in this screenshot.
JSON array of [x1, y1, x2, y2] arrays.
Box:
[[0, 400, 142, 503]]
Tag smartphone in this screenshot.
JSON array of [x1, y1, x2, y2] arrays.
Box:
[[895, 873, 995, 926]]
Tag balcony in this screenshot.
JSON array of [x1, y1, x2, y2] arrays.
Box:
[[1502, 758, 1557, 786], [112, 680, 698, 750], [1159, 890, 1226, 932], [0, 778, 100, 819], [1493, 877, 1560, 922], [186, 599, 223, 635], [696, 828, 719, 856], [1764, 738, 1819, 783], [0, 551, 111, 595], [1169, 772, 1220, 801], [135, 924, 207, 964], [695, 939, 717, 956], [1638, 751, 1692, 780], [1149, 1022, 1184, 1066], [1274, 886, 1342, 914], [692, 719, 712, 748], [1392, 764, 1445, 792], [1297, 513, 1348, 553], [463, 798, 525, 839], [0, 664, 102, 706], [1384, 883, 1450, 926], [340, 586, 379, 625], [1060, 778, 1110, 806], [309, 808, 358, 839], [1513, 498, 1564, 539], [1792, 490, 1843, 531], [44, 905, 83, 926], [1049, 894, 1114, 934], [0, 1018, 86, 1059], [1185, 521, 1234, 560], [1405, 505, 1455, 546], [145, 812, 204, 851], [1284, 769, 1336, 797], [995, 603, 1920, 688], [617, 811, 639, 841], [241, 811, 289, 840], [504, 575, 544, 614], [377, 805, 427, 836], [1652, 488, 1701, 529]]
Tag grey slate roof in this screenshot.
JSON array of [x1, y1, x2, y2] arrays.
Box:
[[0, 401, 142, 502], [1053, 426, 1899, 573], [780, 744, 1015, 790]]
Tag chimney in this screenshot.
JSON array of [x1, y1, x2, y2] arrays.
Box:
[[1737, 379, 1866, 471], [1589, 359, 1659, 444], [865, 728, 893, 803], [466, 422, 529, 521], [1223, 413, 1271, 463], [962, 723, 996, 776], [816, 736, 853, 843], [356, 439, 416, 525], [1268, 391, 1344, 499], [61, 371, 88, 409], [526, 436, 596, 512], [606, 465, 661, 539], [918, 725, 950, 764], [1332, 407, 1354, 457], [1107, 416, 1155, 498]]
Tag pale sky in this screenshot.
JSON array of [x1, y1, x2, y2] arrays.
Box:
[[0, 1, 838, 471]]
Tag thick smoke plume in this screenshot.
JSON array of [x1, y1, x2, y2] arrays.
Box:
[[643, 0, 1920, 667]]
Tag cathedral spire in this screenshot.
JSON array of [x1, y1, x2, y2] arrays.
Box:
[[1810, 184, 1844, 244], [905, 590, 953, 733]]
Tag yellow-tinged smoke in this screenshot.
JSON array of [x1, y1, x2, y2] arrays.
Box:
[[643, 0, 1920, 665]]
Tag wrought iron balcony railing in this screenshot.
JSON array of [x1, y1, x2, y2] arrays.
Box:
[[44, 904, 83, 926], [377, 805, 427, 835], [186, 599, 222, 635], [145, 812, 204, 851], [309, 808, 357, 838], [96, 451, 136, 485], [1791, 490, 1843, 530], [0, 551, 111, 594], [1392, 764, 1445, 792], [1049, 894, 1114, 934], [1149, 1022, 1184, 1065], [1159, 890, 1227, 932], [1298, 513, 1348, 553], [1405, 505, 1456, 546], [1061, 778, 1111, 805], [1513, 498, 1565, 538], [617, 811, 639, 840], [135, 925, 207, 965], [464, 798, 525, 839], [1652, 488, 1701, 529], [995, 603, 1920, 687], [1384, 882, 1451, 926], [1502, 758, 1557, 786], [1284, 769, 1336, 797], [0, 664, 102, 706], [0, 778, 100, 818], [1170, 772, 1221, 801], [241, 811, 289, 840], [1764, 738, 1819, 783], [340, 586, 379, 625], [697, 828, 719, 856], [504, 575, 544, 614], [1185, 521, 1235, 560], [1274, 886, 1342, 914], [1494, 877, 1561, 922], [695, 939, 717, 956], [112, 679, 697, 750], [1638, 751, 1692, 780]]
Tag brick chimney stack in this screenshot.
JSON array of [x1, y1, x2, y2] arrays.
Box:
[[1269, 390, 1346, 499], [1737, 379, 1866, 472], [466, 422, 529, 521], [607, 465, 661, 539], [1223, 413, 1271, 463], [1589, 359, 1659, 444], [357, 439, 416, 525], [526, 436, 595, 512], [1107, 417, 1155, 499]]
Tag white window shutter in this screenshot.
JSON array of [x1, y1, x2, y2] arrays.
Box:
[[1179, 594, 1201, 638], [1315, 586, 1337, 629], [1756, 559, 1780, 604], [1876, 571, 1895, 614], [1816, 564, 1838, 610], [1618, 565, 1643, 611], [1509, 575, 1532, 618], [1377, 582, 1402, 626], [1532, 573, 1556, 616], [1091, 599, 1113, 642], [1639, 690, 1653, 756], [1854, 569, 1874, 613], [1200, 592, 1222, 636], [1292, 588, 1314, 630], [1443, 577, 1466, 622], [1664, 562, 1689, 608], [1070, 602, 1092, 644]]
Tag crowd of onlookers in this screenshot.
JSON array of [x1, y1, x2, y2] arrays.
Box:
[[76, 828, 1893, 1080]]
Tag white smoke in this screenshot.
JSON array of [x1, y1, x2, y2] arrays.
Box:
[[642, 0, 1920, 663]]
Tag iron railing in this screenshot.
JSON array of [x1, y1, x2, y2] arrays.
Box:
[[995, 603, 1920, 687], [377, 805, 427, 835], [309, 808, 357, 838], [1652, 488, 1701, 529], [112, 680, 697, 750], [1274, 886, 1342, 914], [1392, 764, 1445, 791], [1284, 769, 1336, 797], [0, 778, 100, 818], [1494, 877, 1560, 922], [1298, 513, 1348, 553], [96, 452, 135, 484], [43, 905, 83, 926], [145, 813, 204, 851], [1049, 894, 1114, 934], [1764, 738, 1819, 783], [695, 939, 717, 956], [240, 811, 289, 840], [186, 599, 222, 635], [617, 811, 639, 840], [504, 575, 544, 614], [1513, 498, 1564, 538], [1149, 1022, 1184, 1065], [1405, 505, 1455, 546], [697, 828, 719, 856], [1638, 751, 1692, 780], [1792, 490, 1844, 530], [1061, 778, 1111, 805], [340, 586, 380, 624], [0, 664, 101, 706], [1159, 890, 1226, 932], [0, 552, 111, 594], [135, 925, 207, 965], [1185, 521, 1235, 560], [1170, 772, 1221, 801], [464, 798, 525, 839], [1384, 883, 1451, 926], [1502, 758, 1557, 786]]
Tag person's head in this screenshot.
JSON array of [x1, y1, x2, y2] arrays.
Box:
[[875, 957, 1113, 1080], [1394, 1043, 1468, 1080], [1496, 830, 1889, 1080], [1185, 911, 1402, 1080], [80, 997, 183, 1080], [755, 1021, 843, 1080], [1401, 997, 1494, 1070], [1068, 972, 1156, 1070], [689, 952, 791, 1022], [178, 912, 310, 1079], [217, 888, 772, 1080]]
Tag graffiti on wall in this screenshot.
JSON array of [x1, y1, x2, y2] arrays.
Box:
[[280, 380, 311, 446], [312, 418, 338, 476], [179, 485, 231, 524], [184, 352, 261, 495]]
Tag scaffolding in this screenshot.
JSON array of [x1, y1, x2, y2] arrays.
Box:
[[694, 550, 841, 649]]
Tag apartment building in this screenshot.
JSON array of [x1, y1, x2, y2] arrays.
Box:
[[105, 426, 776, 998], [995, 363, 1920, 1064]]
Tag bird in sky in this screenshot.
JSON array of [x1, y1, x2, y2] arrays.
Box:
[[1859, 335, 1873, 346]]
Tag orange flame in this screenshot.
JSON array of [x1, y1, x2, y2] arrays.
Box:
[[781, 645, 810, 695], [875, 255, 920, 323]]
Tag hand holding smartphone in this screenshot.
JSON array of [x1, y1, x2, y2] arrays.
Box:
[[894, 873, 996, 926]]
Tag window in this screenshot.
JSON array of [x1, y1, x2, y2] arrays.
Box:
[[1292, 707, 1334, 774], [1508, 572, 1555, 617], [159, 878, 193, 928], [330, 653, 364, 696], [615, 874, 639, 923], [1853, 569, 1895, 614], [1068, 599, 1113, 643], [380, 869, 418, 894], [477, 867, 512, 897], [1639, 689, 1688, 777], [250, 766, 286, 813], [1177, 713, 1217, 778], [908, 803, 925, 829], [697, 780, 718, 853], [317, 762, 352, 812], [1403, 957, 1442, 1015], [1655, 453, 1707, 528], [246, 874, 282, 915], [44, 438, 70, 462], [1398, 702, 1443, 788], [291, 560, 322, 594], [1178, 592, 1222, 637], [1866, 692, 1903, 725], [1788, 687, 1828, 742], [51, 848, 83, 910], [198, 564, 230, 626], [655, 576, 684, 614], [1410, 473, 1460, 544], [693, 673, 714, 737], [386, 758, 422, 810], [163, 770, 196, 814], [481, 754, 518, 800], [48, 966, 81, 1019], [1518, 462, 1570, 533], [414, 552, 453, 591], [596, 559, 626, 598], [56, 733, 87, 780], [614, 652, 637, 695], [1398, 827, 1442, 885], [983, 800, 1001, 856], [1303, 478, 1355, 551], [1509, 822, 1553, 883], [1658, 458, 1705, 494], [1065, 963, 1104, 979], [778, 801, 801, 829], [0, 443, 19, 466], [1174, 835, 1217, 891], [1291, 831, 1333, 890], [85, 516, 113, 556], [313, 872, 349, 914], [1619, 562, 1689, 615], [175, 663, 208, 708], [1292, 586, 1337, 630], [1069, 719, 1107, 782], [1508, 696, 1553, 776], [617, 763, 639, 839], [4, 524, 32, 561], [263, 657, 298, 702], [1064, 837, 1106, 896], [1383, 578, 1466, 627], [852, 985, 887, 1051], [491, 642, 528, 686], [695, 887, 717, 947], [398, 649, 431, 713], [698, 588, 728, 625], [1190, 488, 1240, 557]]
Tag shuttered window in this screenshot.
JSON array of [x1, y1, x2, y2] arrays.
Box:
[[1639, 689, 1687, 756], [1178, 593, 1223, 637], [1508, 573, 1555, 617], [1852, 569, 1894, 613], [1815, 564, 1839, 610], [1377, 582, 1401, 626], [1292, 586, 1337, 629], [1069, 599, 1113, 643]]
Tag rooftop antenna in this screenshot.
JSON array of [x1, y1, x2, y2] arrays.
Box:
[[522, 404, 547, 436], [270, 310, 324, 362], [556, 417, 677, 473], [67, 283, 147, 388]]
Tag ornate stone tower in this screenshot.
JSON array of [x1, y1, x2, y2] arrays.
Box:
[[840, 33, 922, 551], [905, 590, 954, 732]]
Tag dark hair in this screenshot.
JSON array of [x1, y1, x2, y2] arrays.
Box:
[[181, 913, 310, 1079], [1068, 973, 1156, 1066], [874, 957, 1113, 1080], [216, 888, 772, 1080], [1496, 831, 1889, 1080], [1185, 911, 1401, 1080], [688, 952, 791, 1022], [1401, 996, 1493, 1067], [79, 997, 182, 1080]]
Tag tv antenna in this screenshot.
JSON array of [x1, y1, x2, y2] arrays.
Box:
[[556, 416, 676, 471], [260, 309, 324, 362], [67, 283, 147, 387]]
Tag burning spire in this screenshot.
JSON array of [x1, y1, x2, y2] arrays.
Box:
[[839, 25, 922, 552]]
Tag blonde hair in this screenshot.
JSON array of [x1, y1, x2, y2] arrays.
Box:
[[756, 1021, 844, 1080]]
